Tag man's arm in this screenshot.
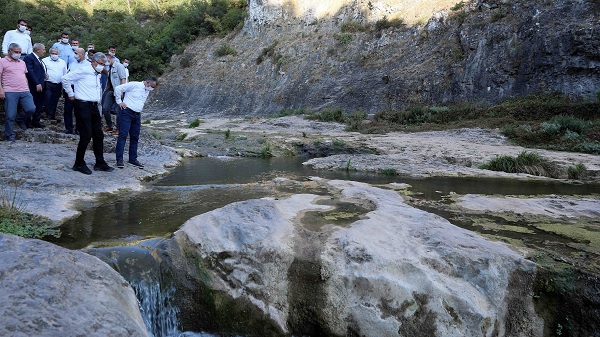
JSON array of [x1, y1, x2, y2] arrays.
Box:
[[114, 82, 134, 108], [0, 61, 5, 99], [61, 68, 82, 99], [1, 31, 11, 55]]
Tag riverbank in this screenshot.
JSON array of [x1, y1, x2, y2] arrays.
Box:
[[1, 116, 599, 224]]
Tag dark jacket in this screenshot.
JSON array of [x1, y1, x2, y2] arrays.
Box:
[[24, 53, 46, 93]]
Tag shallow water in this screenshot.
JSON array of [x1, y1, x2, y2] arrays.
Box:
[[50, 156, 600, 249]]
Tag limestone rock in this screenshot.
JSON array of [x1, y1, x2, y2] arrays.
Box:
[[0, 234, 149, 337], [174, 179, 543, 336]]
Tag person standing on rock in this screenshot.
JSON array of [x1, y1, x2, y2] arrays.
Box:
[[61, 52, 114, 174], [101, 53, 127, 134], [23, 43, 47, 128], [42, 47, 67, 122], [113, 77, 157, 169], [2, 19, 32, 58], [0, 43, 36, 142]]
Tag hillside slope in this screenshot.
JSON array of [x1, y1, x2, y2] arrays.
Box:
[[150, 0, 600, 116]]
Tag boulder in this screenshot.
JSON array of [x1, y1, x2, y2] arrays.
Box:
[[174, 179, 543, 336], [0, 234, 149, 337]]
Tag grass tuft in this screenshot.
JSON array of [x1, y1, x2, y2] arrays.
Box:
[[479, 151, 562, 178], [567, 163, 587, 180], [189, 119, 201, 128]]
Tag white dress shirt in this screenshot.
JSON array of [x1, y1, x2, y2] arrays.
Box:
[[61, 62, 102, 102], [42, 57, 67, 84], [68, 59, 90, 72], [2, 29, 33, 55], [114, 81, 150, 113]]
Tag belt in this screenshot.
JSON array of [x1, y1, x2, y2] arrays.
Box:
[[75, 99, 99, 105], [45, 81, 61, 85]]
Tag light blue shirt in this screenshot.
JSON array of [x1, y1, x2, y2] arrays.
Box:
[[51, 42, 75, 67]]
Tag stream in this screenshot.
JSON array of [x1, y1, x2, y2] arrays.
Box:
[[48, 156, 600, 336]]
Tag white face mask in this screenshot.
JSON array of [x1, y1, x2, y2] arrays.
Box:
[[61, 38, 69, 44], [50, 54, 59, 61], [123, 63, 129, 68], [71, 46, 77, 50], [24, 30, 31, 36], [11, 53, 21, 60], [18, 25, 27, 32], [74, 53, 81, 61], [94, 64, 104, 73], [108, 51, 115, 56], [145, 85, 154, 92]]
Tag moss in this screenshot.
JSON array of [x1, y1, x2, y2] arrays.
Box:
[[533, 223, 600, 249]]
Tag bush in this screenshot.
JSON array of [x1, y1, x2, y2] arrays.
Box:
[[451, 1, 465, 11], [374, 16, 405, 30], [214, 44, 237, 57], [189, 119, 200, 128], [479, 151, 562, 178], [306, 108, 346, 123], [345, 111, 367, 131], [567, 163, 587, 180], [334, 33, 353, 45], [340, 21, 369, 33]]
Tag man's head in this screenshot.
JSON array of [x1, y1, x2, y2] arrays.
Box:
[[123, 57, 130, 68], [60, 32, 69, 44], [32, 43, 45, 57], [92, 52, 107, 66], [144, 77, 158, 91], [25, 25, 32, 36], [87, 49, 96, 60], [87, 43, 94, 51], [16, 19, 27, 33], [107, 45, 117, 56], [106, 53, 115, 65], [49, 47, 60, 61], [71, 39, 79, 48], [8, 43, 22, 59], [73, 48, 85, 62]]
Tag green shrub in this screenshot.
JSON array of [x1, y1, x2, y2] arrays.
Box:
[[549, 115, 589, 135], [189, 119, 201, 128], [214, 44, 237, 57], [259, 145, 273, 157], [573, 141, 600, 154], [180, 53, 193, 68], [451, 1, 465, 11], [175, 133, 188, 141], [306, 108, 346, 123], [345, 110, 367, 131], [379, 168, 398, 176], [567, 163, 587, 180], [225, 129, 231, 139], [479, 151, 562, 178], [334, 33, 353, 45], [374, 16, 405, 30], [256, 41, 279, 65], [340, 21, 369, 33], [273, 108, 306, 118]]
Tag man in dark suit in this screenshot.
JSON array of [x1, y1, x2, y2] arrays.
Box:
[[24, 42, 46, 128]]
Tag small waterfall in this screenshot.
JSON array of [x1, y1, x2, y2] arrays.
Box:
[[131, 279, 180, 337]]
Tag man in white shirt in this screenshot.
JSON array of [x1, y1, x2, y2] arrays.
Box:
[[42, 47, 67, 121], [113, 77, 158, 169], [62, 52, 114, 175], [63, 47, 88, 134], [2, 19, 33, 57]]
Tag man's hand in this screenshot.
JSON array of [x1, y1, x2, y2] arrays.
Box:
[[0, 92, 5, 100], [118, 102, 127, 109], [36, 84, 42, 92], [69, 96, 75, 101]]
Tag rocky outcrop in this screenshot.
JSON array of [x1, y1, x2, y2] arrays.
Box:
[[173, 179, 542, 336], [151, 0, 599, 116], [0, 234, 149, 337]]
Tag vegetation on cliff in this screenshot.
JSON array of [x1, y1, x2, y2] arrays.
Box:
[[0, 0, 246, 79]]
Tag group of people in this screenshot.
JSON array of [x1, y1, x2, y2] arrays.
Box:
[[0, 18, 158, 175]]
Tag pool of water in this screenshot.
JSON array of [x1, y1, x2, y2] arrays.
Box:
[[50, 156, 600, 249]]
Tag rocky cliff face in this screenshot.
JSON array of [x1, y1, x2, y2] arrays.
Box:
[[151, 0, 599, 116]]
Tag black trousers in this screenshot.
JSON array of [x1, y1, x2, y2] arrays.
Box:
[[74, 100, 106, 166]]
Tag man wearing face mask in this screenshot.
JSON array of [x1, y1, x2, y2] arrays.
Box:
[[113, 77, 157, 169], [51, 32, 75, 67], [101, 53, 127, 133], [0, 43, 35, 142], [2, 19, 33, 57], [122, 58, 130, 83], [42, 47, 67, 122], [101, 45, 119, 92], [23, 43, 47, 128], [61, 47, 88, 134], [62, 52, 114, 174]]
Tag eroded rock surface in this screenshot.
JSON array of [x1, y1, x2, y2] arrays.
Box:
[[173, 179, 542, 336], [0, 234, 149, 337]]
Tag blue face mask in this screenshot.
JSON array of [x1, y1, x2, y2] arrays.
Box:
[[11, 53, 21, 60]]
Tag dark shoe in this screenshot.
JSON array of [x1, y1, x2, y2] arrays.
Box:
[[128, 160, 144, 169], [17, 122, 27, 131], [31, 122, 45, 128], [94, 162, 115, 172], [65, 130, 73, 134], [116, 159, 124, 168], [72, 164, 92, 175]]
